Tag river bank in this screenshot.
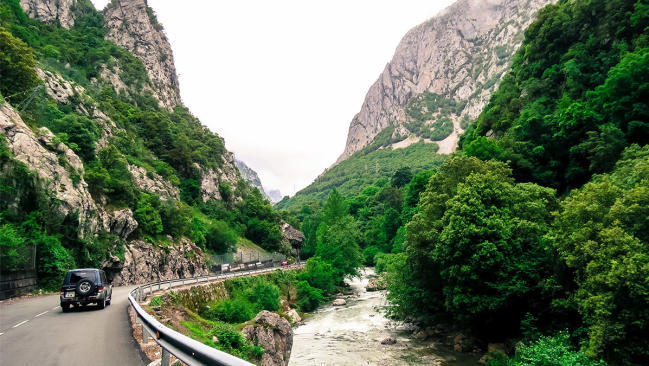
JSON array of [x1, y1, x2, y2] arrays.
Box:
[[289, 268, 480, 365]]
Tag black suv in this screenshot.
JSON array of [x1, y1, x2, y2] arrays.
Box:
[[60, 268, 112, 312]]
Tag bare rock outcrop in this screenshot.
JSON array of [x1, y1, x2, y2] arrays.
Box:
[[107, 238, 208, 286], [280, 222, 305, 256], [0, 102, 103, 236], [199, 152, 241, 203], [128, 164, 180, 201], [37, 68, 117, 149], [337, 0, 556, 163], [103, 0, 181, 109], [243, 310, 293, 366], [366, 277, 386, 292], [108, 209, 138, 240], [19, 0, 79, 29]]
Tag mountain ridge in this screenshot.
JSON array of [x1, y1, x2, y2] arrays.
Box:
[[336, 0, 556, 164]]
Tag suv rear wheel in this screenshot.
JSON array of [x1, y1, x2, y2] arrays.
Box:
[[62, 304, 71, 313], [98, 297, 106, 309]]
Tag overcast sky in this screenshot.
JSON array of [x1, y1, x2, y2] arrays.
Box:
[[90, 0, 454, 196]]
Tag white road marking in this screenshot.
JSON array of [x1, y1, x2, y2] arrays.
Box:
[[0, 332, 4, 336], [52, 306, 59, 310], [34, 311, 48, 318], [12, 320, 28, 328]]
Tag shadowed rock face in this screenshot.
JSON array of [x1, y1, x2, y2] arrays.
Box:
[[336, 0, 556, 163], [103, 0, 181, 109], [243, 310, 293, 366]]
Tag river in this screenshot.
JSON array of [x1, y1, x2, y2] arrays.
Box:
[[289, 268, 479, 365]]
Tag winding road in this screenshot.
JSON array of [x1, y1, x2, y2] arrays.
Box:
[[0, 286, 145, 365]]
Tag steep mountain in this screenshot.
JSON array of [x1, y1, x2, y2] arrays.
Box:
[[277, 0, 555, 212], [337, 0, 555, 163], [0, 0, 288, 288], [103, 0, 181, 109]]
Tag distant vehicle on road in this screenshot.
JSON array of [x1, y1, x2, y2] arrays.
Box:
[[60, 268, 112, 312], [281, 261, 289, 266]]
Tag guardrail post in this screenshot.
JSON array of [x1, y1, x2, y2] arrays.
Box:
[[161, 349, 170, 366], [141, 324, 148, 343]]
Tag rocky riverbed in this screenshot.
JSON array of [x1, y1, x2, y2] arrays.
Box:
[[289, 269, 480, 365]]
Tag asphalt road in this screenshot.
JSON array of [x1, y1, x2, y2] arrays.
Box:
[[0, 286, 145, 366]]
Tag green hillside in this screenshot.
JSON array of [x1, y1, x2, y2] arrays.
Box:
[[276, 137, 447, 211]]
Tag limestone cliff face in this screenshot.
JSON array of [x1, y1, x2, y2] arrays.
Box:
[[19, 0, 79, 29], [337, 0, 555, 163], [199, 152, 242, 203], [0, 102, 103, 236], [103, 0, 181, 109], [106, 238, 208, 286]]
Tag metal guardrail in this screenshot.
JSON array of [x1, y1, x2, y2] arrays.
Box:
[[128, 263, 302, 366]]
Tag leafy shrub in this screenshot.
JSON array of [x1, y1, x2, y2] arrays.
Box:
[[299, 257, 336, 295], [202, 297, 255, 324], [246, 282, 280, 312], [45, 114, 100, 162], [149, 296, 163, 307], [501, 332, 606, 366], [296, 280, 324, 312], [134, 194, 163, 236], [0, 27, 40, 104], [362, 245, 381, 266], [206, 322, 264, 361]]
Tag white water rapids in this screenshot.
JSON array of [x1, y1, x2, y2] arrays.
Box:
[[288, 269, 479, 365]]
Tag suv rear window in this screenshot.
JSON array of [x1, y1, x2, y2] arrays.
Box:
[[66, 270, 97, 284]]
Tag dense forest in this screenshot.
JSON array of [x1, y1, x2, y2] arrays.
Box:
[[281, 0, 649, 364], [0, 0, 283, 289]]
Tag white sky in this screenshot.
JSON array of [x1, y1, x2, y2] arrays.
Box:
[[90, 0, 454, 196]]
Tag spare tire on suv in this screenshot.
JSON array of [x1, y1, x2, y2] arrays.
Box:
[[75, 278, 95, 297]]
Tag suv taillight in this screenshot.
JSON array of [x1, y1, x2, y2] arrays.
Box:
[[97, 286, 103, 292], [61, 288, 65, 294]]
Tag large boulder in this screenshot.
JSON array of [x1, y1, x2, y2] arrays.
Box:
[[108, 209, 138, 240], [366, 278, 386, 292], [242, 310, 293, 366], [280, 222, 305, 256]]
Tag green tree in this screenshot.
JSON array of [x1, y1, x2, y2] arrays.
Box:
[[322, 188, 348, 225], [134, 194, 163, 236], [0, 28, 40, 104], [391, 167, 412, 188], [435, 172, 557, 328], [315, 215, 362, 281], [299, 256, 336, 294], [550, 145, 649, 363]]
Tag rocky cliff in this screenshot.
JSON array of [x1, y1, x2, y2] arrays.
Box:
[[103, 0, 181, 109], [19, 0, 81, 29], [337, 0, 555, 163], [3, 0, 258, 286]]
